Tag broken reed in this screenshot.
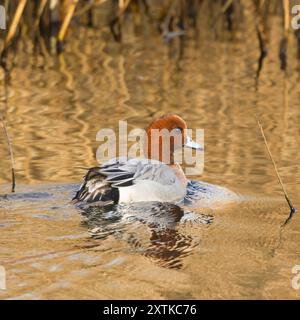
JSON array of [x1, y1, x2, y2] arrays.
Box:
[[257, 119, 296, 225]]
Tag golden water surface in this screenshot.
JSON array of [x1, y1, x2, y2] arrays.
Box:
[[0, 6, 300, 299]]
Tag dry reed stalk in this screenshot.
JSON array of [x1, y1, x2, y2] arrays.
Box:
[[0, 118, 16, 193], [119, 0, 125, 10], [255, 1, 268, 82], [117, 0, 131, 17], [57, 0, 78, 50], [211, 0, 234, 28], [49, 0, 59, 54], [74, 0, 95, 17], [117, 0, 125, 25], [279, 0, 290, 70], [2, 0, 27, 52], [110, 0, 131, 41], [257, 119, 296, 219], [57, 0, 78, 41], [74, 0, 110, 17], [33, 0, 48, 33], [283, 0, 289, 36], [221, 0, 234, 13]]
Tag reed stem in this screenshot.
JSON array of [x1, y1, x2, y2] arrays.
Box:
[[57, 0, 78, 51], [33, 0, 48, 33], [283, 0, 289, 36], [257, 119, 296, 217], [2, 0, 27, 52]]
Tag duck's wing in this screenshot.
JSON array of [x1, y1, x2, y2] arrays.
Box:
[[73, 157, 177, 203], [100, 157, 177, 186]]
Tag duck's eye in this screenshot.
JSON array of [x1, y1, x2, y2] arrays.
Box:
[[173, 127, 182, 134]]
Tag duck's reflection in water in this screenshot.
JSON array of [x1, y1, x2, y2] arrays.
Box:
[[79, 202, 213, 269]]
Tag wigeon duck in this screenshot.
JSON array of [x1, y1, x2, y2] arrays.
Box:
[[73, 114, 237, 207]]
